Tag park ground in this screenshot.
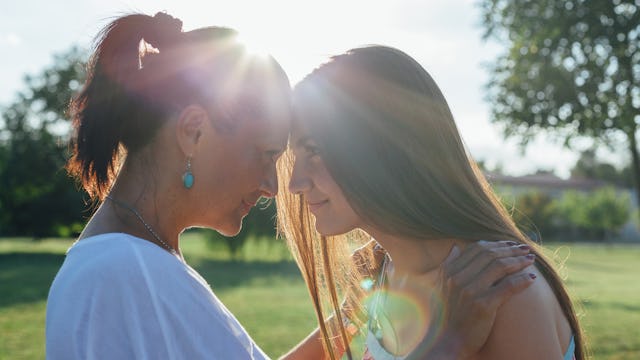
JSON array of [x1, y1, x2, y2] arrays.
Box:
[[1, 233, 639, 359]]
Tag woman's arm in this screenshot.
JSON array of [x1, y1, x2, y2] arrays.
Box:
[[408, 241, 538, 360]]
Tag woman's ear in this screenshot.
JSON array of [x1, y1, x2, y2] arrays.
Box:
[[176, 105, 207, 157]]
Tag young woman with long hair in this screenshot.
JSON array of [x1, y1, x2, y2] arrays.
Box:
[[277, 45, 585, 360]]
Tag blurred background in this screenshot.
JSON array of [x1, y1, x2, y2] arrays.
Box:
[[1, 0, 638, 359]]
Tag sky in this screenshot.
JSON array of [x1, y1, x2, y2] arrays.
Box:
[[0, 0, 618, 177]]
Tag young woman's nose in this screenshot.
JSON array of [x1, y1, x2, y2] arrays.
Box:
[[288, 159, 312, 195]]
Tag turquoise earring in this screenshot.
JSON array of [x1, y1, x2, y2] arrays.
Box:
[[183, 157, 194, 189]]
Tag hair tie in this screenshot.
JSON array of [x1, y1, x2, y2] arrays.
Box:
[[144, 12, 183, 49]]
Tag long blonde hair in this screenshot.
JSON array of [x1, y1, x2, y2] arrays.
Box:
[[276, 45, 585, 359], [278, 147, 380, 359]]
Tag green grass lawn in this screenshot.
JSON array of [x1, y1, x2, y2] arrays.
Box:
[[543, 243, 640, 359], [0, 234, 638, 359]]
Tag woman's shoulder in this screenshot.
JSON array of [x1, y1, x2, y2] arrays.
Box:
[[47, 233, 266, 359], [54, 233, 186, 294], [475, 264, 573, 360], [70, 232, 178, 265]]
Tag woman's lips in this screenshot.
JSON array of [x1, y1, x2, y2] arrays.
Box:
[[241, 200, 255, 213], [307, 200, 328, 212]]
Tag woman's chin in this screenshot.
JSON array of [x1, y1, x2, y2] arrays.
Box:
[[217, 217, 246, 237], [314, 222, 349, 237], [216, 224, 243, 237]]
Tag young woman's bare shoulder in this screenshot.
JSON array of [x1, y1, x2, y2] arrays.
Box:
[[474, 264, 572, 360]]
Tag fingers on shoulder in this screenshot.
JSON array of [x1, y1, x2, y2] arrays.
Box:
[[489, 266, 537, 303], [446, 240, 530, 275]]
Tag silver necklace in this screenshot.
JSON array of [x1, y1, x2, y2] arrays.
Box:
[[105, 195, 178, 256]]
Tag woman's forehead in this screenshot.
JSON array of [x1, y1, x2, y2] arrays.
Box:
[[249, 108, 290, 145]]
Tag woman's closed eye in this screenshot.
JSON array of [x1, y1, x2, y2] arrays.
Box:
[[265, 150, 283, 163]]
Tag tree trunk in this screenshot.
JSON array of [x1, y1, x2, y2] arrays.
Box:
[[627, 128, 640, 216]]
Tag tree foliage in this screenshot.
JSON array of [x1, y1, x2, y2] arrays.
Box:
[[0, 47, 87, 237], [511, 191, 557, 237], [480, 0, 640, 203], [500, 185, 632, 241], [571, 148, 633, 187], [554, 187, 631, 239]]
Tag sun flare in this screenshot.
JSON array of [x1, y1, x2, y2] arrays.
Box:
[[236, 31, 273, 59]]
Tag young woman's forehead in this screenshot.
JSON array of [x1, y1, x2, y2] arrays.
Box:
[[289, 119, 314, 145]]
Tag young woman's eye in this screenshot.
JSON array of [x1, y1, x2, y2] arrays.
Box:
[[304, 144, 320, 156]]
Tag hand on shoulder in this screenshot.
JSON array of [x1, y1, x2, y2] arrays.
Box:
[[475, 264, 573, 360]]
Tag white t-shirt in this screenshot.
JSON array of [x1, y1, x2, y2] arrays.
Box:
[[46, 233, 269, 360]]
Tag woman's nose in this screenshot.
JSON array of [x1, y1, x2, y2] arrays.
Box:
[[288, 160, 311, 195], [259, 166, 279, 198]]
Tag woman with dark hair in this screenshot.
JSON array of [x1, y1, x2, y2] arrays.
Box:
[[47, 12, 291, 359], [47, 12, 536, 359], [278, 45, 584, 360]]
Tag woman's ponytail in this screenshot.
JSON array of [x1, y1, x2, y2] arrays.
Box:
[[66, 12, 288, 201], [66, 13, 183, 199]]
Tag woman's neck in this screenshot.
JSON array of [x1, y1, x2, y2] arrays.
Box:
[[366, 228, 466, 278], [363, 229, 468, 356], [87, 159, 184, 254]]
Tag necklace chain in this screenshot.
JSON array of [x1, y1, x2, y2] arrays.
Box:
[[105, 195, 178, 256]]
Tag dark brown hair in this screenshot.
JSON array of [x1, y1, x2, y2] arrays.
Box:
[[67, 12, 289, 199]]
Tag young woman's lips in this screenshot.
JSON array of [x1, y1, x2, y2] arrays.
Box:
[[307, 200, 328, 212]]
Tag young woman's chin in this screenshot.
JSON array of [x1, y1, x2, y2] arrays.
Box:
[[310, 201, 362, 237], [314, 219, 354, 237]]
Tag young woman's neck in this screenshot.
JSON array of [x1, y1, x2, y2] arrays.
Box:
[[365, 227, 467, 277], [362, 229, 469, 355]]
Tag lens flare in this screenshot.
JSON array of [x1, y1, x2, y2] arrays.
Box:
[[364, 289, 426, 352], [360, 277, 375, 291], [236, 32, 272, 58]]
